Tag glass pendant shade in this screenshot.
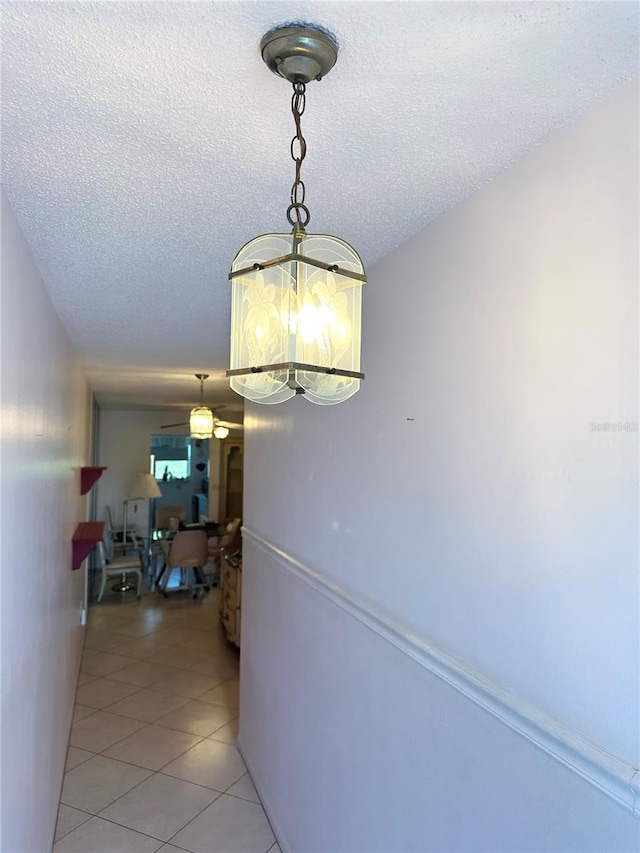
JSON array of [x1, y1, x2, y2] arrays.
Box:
[[190, 406, 214, 438], [228, 231, 365, 405], [213, 425, 230, 439]]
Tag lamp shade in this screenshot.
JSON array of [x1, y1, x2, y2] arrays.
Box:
[[129, 472, 162, 499], [228, 231, 365, 405], [213, 425, 230, 439], [190, 406, 214, 438]]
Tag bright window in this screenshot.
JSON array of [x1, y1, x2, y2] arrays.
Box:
[[154, 459, 189, 480]]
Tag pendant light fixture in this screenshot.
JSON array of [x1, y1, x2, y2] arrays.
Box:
[[227, 24, 366, 405], [190, 374, 214, 438]]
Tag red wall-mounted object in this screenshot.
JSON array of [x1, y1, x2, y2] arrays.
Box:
[[80, 466, 107, 495], [72, 521, 105, 570]]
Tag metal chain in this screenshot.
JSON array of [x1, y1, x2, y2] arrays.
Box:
[[287, 79, 311, 229]]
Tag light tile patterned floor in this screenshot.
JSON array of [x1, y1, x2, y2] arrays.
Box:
[[54, 585, 281, 853]]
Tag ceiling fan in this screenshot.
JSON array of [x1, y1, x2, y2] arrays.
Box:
[[161, 374, 243, 438]]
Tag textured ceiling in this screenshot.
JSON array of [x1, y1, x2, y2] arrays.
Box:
[[2, 1, 638, 411]]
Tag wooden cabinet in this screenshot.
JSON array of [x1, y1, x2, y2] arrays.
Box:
[[220, 553, 242, 647], [219, 438, 243, 522]]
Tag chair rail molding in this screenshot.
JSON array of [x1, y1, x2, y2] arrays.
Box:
[[242, 525, 640, 816]]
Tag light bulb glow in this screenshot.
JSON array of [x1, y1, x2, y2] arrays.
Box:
[[229, 232, 364, 405]]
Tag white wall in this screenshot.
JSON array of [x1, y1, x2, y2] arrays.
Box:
[[0, 194, 90, 852], [239, 79, 639, 852]]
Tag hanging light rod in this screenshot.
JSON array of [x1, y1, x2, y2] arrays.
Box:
[[227, 23, 366, 406]]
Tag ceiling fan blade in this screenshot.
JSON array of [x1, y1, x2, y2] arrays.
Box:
[[160, 422, 190, 429], [215, 420, 244, 429]]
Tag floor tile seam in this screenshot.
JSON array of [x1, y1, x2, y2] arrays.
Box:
[[86, 621, 144, 632], [84, 644, 131, 655], [84, 638, 131, 648], [219, 772, 262, 804], [158, 766, 234, 793], [97, 792, 212, 839], [84, 629, 135, 644], [100, 726, 207, 771], [107, 663, 190, 683], [162, 789, 230, 848], [70, 712, 148, 753], [142, 625, 218, 635], [182, 664, 236, 675], [163, 792, 273, 853], [149, 715, 222, 738], [75, 685, 147, 713], [97, 779, 225, 844], [65, 748, 97, 773], [109, 631, 168, 641], [108, 673, 179, 690], [207, 712, 239, 731], [76, 677, 147, 704], [84, 634, 134, 648], [152, 711, 238, 739], [65, 811, 169, 847], [74, 704, 99, 721], [151, 671, 228, 686], [60, 751, 155, 814], [222, 788, 262, 805], [53, 806, 93, 843], [90, 715, 184, 746], [110, 650, 173, 664], [63, 751, 157, 787], [86, 615, 133, 627], [148, 684, 223, 702], [206, 732, 239, 745], [93, 695, 192, 726], [183, 670, 240, 680], [80, 661, 138, 678], [198, 698, 240, 711]]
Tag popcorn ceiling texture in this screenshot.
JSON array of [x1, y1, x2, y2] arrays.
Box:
[[2, 1, 638, 409]]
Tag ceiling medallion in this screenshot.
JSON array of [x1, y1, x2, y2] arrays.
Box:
[[227, 24, 366, 406]]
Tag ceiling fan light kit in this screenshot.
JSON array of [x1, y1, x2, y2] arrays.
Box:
[[161, 375, 243, 438], [227, 24, 366, 406], [190, 374, 215, 438], [213, 425, 230, 440]]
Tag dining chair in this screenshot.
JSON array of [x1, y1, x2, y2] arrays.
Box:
[[104, 505, 137, 556], [156, 529, 209, 599], [95, 540, 142, 603], [155, 504, 187, 531], [207, 517, 241, 583]]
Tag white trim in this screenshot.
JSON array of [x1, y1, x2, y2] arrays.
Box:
[[237, 736, 291, 853], [242, 525, 640, 816]]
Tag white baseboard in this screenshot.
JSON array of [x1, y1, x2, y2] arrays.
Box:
[[237, 735, 291, 853]]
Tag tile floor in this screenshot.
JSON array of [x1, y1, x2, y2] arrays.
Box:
[[54, 581, 280, 853]]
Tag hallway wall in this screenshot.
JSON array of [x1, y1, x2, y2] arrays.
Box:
[[239, 79, 639, 851], [0, 194, 90, 852]]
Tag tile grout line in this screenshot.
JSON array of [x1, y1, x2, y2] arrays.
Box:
[[57, 810, 172, 850], [161, 768, 263, 850], [52, 806, 93, 845], [61, 592, 244, 850]]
